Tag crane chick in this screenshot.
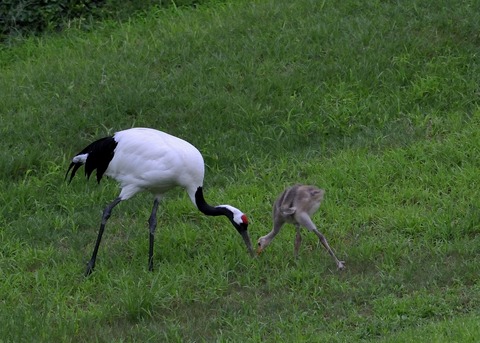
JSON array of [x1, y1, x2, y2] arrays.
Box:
[[66, 127, 254, 276], [257, 185, 345, 270]]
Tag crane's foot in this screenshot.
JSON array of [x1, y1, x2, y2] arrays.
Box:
[[337, 261, 346, 270], [85, 260, 95, 277]]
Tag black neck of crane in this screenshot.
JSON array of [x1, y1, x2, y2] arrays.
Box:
[[195, 187, 230, 218]]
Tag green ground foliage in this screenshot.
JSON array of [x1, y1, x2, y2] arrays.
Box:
[[1, 0, 479, 341], [0, 0, 205, 42]]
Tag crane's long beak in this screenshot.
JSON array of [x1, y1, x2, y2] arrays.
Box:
[[240, 230, 255, 258], [256, 246, 263, 255]]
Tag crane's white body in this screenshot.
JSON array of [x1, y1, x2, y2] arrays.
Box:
[[106, 128, 204, 202]]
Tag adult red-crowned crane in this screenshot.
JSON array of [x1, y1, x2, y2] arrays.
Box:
[[66, 127, 254, 276]]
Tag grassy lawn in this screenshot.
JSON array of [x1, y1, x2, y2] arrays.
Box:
[[1, 0, 479, 341]]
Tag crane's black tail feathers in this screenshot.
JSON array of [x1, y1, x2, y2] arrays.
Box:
[[65, 136, 117, 184], [65, 162, 82, 184]]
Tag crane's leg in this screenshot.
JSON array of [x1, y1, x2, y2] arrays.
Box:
[[86, 197, 122, 276], [297, 213, 345, 270], [294, 224, 302, 259], [148, 198, 160, 272], [312, 228, 345, 270]]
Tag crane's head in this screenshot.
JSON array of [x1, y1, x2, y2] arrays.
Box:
[[221, 205, 255, 258]]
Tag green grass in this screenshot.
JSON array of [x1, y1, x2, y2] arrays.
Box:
[[1, 0, 480, 341]]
